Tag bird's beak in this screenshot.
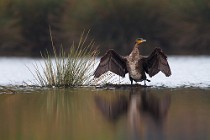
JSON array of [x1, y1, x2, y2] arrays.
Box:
[[136, 39, 146, 44], [142, 39, 146, 42]]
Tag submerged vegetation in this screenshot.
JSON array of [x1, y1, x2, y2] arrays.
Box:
[[31, 31, 98, 87]]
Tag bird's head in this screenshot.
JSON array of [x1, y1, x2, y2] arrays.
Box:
[[135, 38, 146, 45]]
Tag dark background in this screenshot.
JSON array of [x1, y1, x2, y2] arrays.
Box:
[[1, 0, 210, 57]]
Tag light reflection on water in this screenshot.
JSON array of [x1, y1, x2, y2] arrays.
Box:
[[0, 88, 210, 140], [0, 56, 210, 87]]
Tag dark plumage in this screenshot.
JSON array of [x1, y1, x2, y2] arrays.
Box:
[[94, 38, 171, 85]]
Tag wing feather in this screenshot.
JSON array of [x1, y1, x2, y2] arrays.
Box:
[[143, 48, 171, 77], [94, 50, 127, 78]]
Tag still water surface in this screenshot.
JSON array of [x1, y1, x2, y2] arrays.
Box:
[[0, 56, 210, 87], [0, 87, 210, 140]]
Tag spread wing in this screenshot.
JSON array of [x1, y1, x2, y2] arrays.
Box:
[[94, 49, 127, 78], [142, 48, 171, 77]]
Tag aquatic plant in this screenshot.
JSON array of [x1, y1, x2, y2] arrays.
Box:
[[31, 30, 98, 87]]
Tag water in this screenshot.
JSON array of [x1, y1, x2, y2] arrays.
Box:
[[0, 88, 210, 140], [0, 56, 210, 88], [0, 56, 210, 140]]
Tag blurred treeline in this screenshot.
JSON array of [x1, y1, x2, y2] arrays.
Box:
[[0, 0, 210, 56]]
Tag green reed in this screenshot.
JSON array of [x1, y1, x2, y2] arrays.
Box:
[[31, 30, 97, 87]]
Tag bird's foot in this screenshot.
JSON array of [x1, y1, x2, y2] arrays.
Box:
[[144, 79, 150, 86]]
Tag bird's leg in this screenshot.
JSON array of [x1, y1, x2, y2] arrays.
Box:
[[131, 80, 133, 85], [144, 80, 147, 86], [144, 79, 150, 86], [129, 77, 133, 85]]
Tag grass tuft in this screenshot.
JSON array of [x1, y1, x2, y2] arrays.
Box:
[[31, 30, 98, 88]]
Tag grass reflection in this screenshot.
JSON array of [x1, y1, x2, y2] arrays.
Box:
[[0, 88, 209, 140], [45, 89, 72, 123]]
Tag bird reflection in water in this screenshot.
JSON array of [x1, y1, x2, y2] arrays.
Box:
[[94, 92, 129, 122], [95, 88, 171, 139]]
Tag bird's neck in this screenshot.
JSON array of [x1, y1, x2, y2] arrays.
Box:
[[129, 43, 141, 60], [131, 43, 140, 55]]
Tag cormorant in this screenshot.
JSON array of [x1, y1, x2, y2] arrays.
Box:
[[94, 38, 171, 85]]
